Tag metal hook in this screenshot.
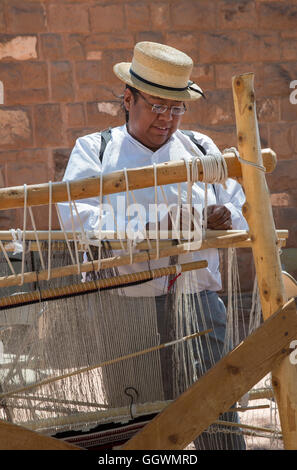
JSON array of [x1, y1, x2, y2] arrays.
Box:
[[124, 386, 139, 420]]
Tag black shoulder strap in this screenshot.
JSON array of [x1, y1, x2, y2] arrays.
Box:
[[99, 128, 206, 162], [181, 130, 206, 155], [99, 128, 112, 162]]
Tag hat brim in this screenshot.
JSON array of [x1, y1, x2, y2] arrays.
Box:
[[113, 62, 203, 102]]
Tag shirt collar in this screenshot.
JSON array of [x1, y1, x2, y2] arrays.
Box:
[[123, 124, 176, 154]]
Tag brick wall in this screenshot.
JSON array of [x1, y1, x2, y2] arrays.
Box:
[[0, 0, 296, 289]]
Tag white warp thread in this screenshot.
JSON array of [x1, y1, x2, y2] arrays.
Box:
[[191, 152, 228, 237], [223, 147, 266, 172]]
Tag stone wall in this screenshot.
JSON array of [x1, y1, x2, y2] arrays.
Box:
[[0, 0, 296, 290]]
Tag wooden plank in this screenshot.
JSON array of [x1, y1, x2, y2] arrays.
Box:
[[232, 72, 297, 449], [0, 420, 81, 450], [0, 149, 276, 210], [121, 298, 297, 450]]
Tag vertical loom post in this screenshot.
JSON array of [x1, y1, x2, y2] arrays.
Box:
[[232, 72, 297, 449]]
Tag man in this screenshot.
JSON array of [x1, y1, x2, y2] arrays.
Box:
[[60, 42, 248, 449]]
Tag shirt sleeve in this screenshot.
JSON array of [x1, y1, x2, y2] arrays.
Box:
[[58, 133, 103, 232]]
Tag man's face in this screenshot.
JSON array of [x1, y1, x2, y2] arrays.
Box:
[[124, 88, 184, 151]]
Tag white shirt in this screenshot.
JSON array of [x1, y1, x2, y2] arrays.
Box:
[[59, 125, 248, 296]]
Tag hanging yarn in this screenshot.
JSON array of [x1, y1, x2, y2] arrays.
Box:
[[191, 151, 228, 237], [223, 147, 266, 173]]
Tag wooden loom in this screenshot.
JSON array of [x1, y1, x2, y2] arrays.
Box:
[[0, 73, 296, 450]]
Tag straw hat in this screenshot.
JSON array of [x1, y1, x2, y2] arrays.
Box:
[[113, 41, 204, 102]]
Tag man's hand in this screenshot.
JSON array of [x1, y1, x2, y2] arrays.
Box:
[[205, 205, 232, 230]]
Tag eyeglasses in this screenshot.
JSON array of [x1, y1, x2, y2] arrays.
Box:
[[136, 91, 187, 116]]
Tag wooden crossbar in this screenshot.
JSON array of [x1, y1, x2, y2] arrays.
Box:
[[0, 260, 207, 308], [0, 149, 276, 210], [0, 231, 288, 254], [0, 230, 288, 288]]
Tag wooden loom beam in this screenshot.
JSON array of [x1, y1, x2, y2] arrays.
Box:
[[0, 229, 288, 288], [0, 230, 288, 259], [0, 260, 207, 308], [121, 298, 297, 449], [0, 228, 289, 244], [0, 149, 276, 210], [0, 237, 236, 289], [232, 73, 297, 449], [0, 420, 81, 450]]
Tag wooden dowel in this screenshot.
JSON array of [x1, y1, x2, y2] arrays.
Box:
[[232, 72, 297, 450], [0, 242, 206, 289], [0, 149, 276, 210], [1, 231, 249, 252], [0, 260, 207, 308], [241, 429, 282, 439], [230, 404, 270, 412], [8, 394, 109, 409], [0, 228, 246, 241], [0, 230, 288, 288], [248, 388, 274, 401], [6, 237, 287, 252], [0, 228, 288, 242], [213, 419, 281, 436], [1, 230, 288, 252]]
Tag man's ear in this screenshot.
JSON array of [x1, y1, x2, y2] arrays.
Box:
[[123, 87, 133, 112]]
